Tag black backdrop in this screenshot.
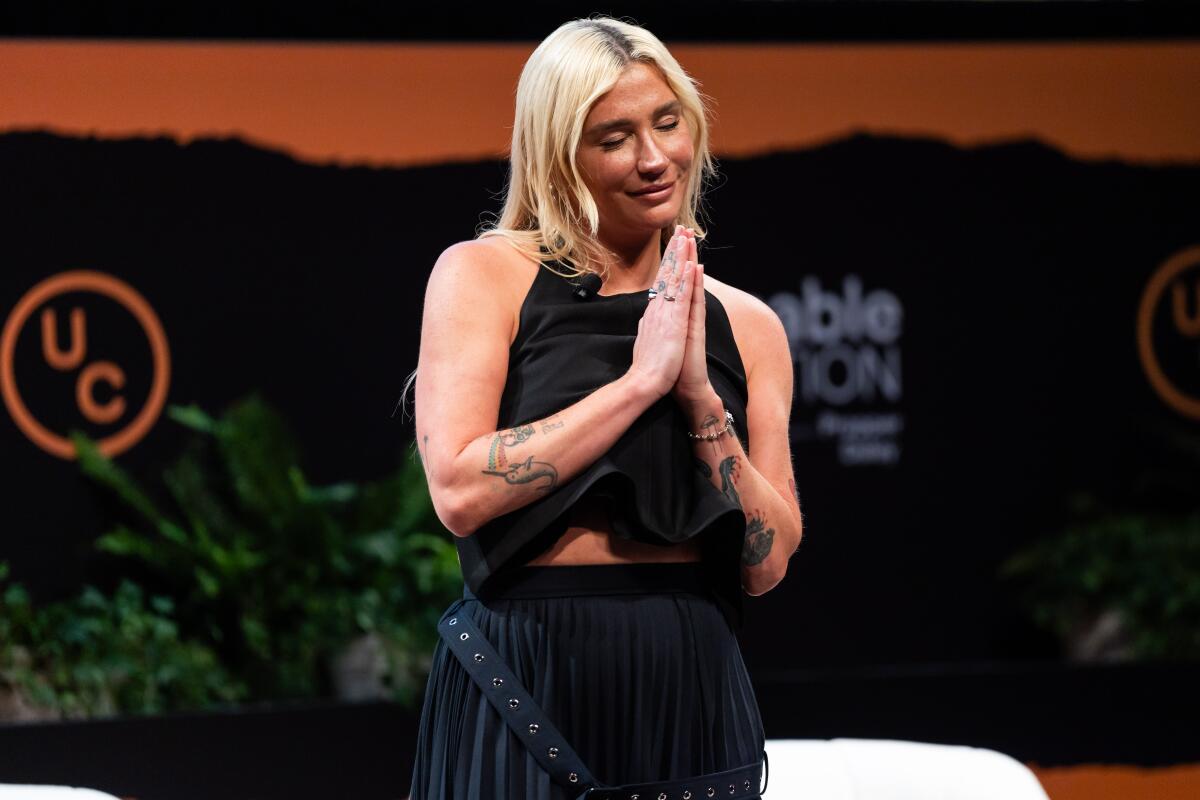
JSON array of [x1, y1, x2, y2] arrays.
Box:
[[3, 129, 1197, 675]]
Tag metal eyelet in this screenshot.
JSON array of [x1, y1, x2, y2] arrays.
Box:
[[448, 618, 457, 625], [492, 677, 503, 687], [658, 793, 668, 800], [548, 746, 559, 759], [743, 780, 751, 791], [508, 698, 519, 709], [728, 785, 735, 795], [706, 789, 715, 798], [630, 794, 639, 800], [684, 792, 693, 800], [528, 723, 539, 734], [569, 773, 579, 783], [459, 633, 469, 641], [473, 653, 484, 662]]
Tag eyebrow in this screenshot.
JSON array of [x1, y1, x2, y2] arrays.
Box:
[[585, 99, 682, 137]]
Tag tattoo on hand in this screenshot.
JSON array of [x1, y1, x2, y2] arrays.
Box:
[[700, 414, 719, 429], [662, 246, 678, 279], [694, 457, 712, 478], [718, 456, 741, 508], [482, 455, 558, 491], [742, 510, 776, 566]]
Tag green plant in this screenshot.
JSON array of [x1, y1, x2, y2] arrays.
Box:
[[69, 393, 461, 708], [1000, 494, 1200, 661], [0, 562, 244, 719]]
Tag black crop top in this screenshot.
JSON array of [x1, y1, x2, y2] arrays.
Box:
[[455, 260, 752, 628]]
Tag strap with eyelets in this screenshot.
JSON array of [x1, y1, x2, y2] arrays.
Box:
[[438, 605, 598, 793], [578, 757, 765, 800]]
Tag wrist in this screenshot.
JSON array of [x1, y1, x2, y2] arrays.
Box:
[[620, 368, 668, 409], [677, 385, 724, 430]]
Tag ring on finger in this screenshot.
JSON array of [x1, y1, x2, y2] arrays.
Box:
[[663, 293, 677, 301]]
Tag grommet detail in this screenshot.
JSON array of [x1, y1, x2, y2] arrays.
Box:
[[508, 697, 519, 709], [473, 653, 484, 662], [728, 785, 735, 795], [630, 794, 639, 800], [658, 793, 667, 800], [492, 677, 503, 687], [448, 618, 457, 625], [743, 780, 751, 790], [706, 789, 715, 798], [684, 792, 693, 800], [528, 723, 539, 734], [569, 773, 579, 783], [547, 746, 559, 759], [459, 633, 469, 641]]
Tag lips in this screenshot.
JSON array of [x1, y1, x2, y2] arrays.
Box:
[[629, 181, 675, 197]]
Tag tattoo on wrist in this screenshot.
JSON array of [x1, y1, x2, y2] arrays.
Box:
[[742, 510, 776, 566], [718, 455, 741, 508]]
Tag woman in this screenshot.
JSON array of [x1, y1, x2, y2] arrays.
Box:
[[407, 16, 802, 800]]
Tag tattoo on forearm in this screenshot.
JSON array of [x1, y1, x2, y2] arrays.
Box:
[[540, 416, 564, 434], [486, 424, 535, 470], [482, 455, 558, 491], [742, 510, 776, 566], [718, 456, 741, 508], [694, 457, 712, 478]]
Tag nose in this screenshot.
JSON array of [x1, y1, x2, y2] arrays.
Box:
[[637, 133, 669, 176]]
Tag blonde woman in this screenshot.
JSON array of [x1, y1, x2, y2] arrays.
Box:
[[408, 16, 802, 800]]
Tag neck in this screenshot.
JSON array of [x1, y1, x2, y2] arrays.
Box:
[[597, 229, 664, 293]]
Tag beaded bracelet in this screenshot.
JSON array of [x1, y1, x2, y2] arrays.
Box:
[[687, 409, 735, 441]]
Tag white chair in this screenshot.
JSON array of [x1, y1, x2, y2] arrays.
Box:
[[763, 739, 1050, 799], [0, 788, 121, 800]]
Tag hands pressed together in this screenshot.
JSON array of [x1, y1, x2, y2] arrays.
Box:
[[628, 225, 714, 412]]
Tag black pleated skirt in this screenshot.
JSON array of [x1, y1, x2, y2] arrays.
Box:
[[408, 562, 766, 800]]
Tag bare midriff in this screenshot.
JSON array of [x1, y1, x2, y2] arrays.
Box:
[[524, 494, 703, 566]]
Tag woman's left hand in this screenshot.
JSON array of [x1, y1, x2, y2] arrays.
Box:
[[670, 229, 715, 410]]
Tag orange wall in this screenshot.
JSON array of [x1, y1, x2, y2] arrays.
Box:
[[1032, 763, 1200, 800], [2, 40, 1199, 167]]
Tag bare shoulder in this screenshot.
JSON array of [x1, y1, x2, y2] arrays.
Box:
[[704, 273, 788, 379], [428, 236, 542, 345]]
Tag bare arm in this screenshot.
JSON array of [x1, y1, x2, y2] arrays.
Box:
[[683, 281, 803, 596], [415, 235, 694, 537]]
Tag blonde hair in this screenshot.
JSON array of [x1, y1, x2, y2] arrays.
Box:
[[398, 16, 715, 426], [478, 15, 716, 278]]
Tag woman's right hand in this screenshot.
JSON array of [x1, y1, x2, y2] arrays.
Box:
[[628, 227, 696, 398]]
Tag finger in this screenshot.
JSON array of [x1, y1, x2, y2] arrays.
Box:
[[654, 233, 684, 294], [693, 263, 706, 322], [675, 259, 694, 309]]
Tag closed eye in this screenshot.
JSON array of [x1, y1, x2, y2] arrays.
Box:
[[600, 119, 681, 151]]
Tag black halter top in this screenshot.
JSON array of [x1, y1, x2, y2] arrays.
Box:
[[455, 260, 752, 628]]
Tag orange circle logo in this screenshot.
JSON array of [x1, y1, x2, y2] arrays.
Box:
[[1137, 245, 1200, 421], [1, 270, 171, 459]]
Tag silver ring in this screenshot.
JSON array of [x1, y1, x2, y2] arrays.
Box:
[[647, 289, 658, 299], [663, 294, 677, 302]]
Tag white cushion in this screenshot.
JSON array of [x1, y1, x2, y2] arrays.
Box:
[[763, 739, 1049, 800], [0, 788, 121, 800]]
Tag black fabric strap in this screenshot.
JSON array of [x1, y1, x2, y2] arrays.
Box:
[[437, 600, 768, 799], [439, 600, 598, 792]]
